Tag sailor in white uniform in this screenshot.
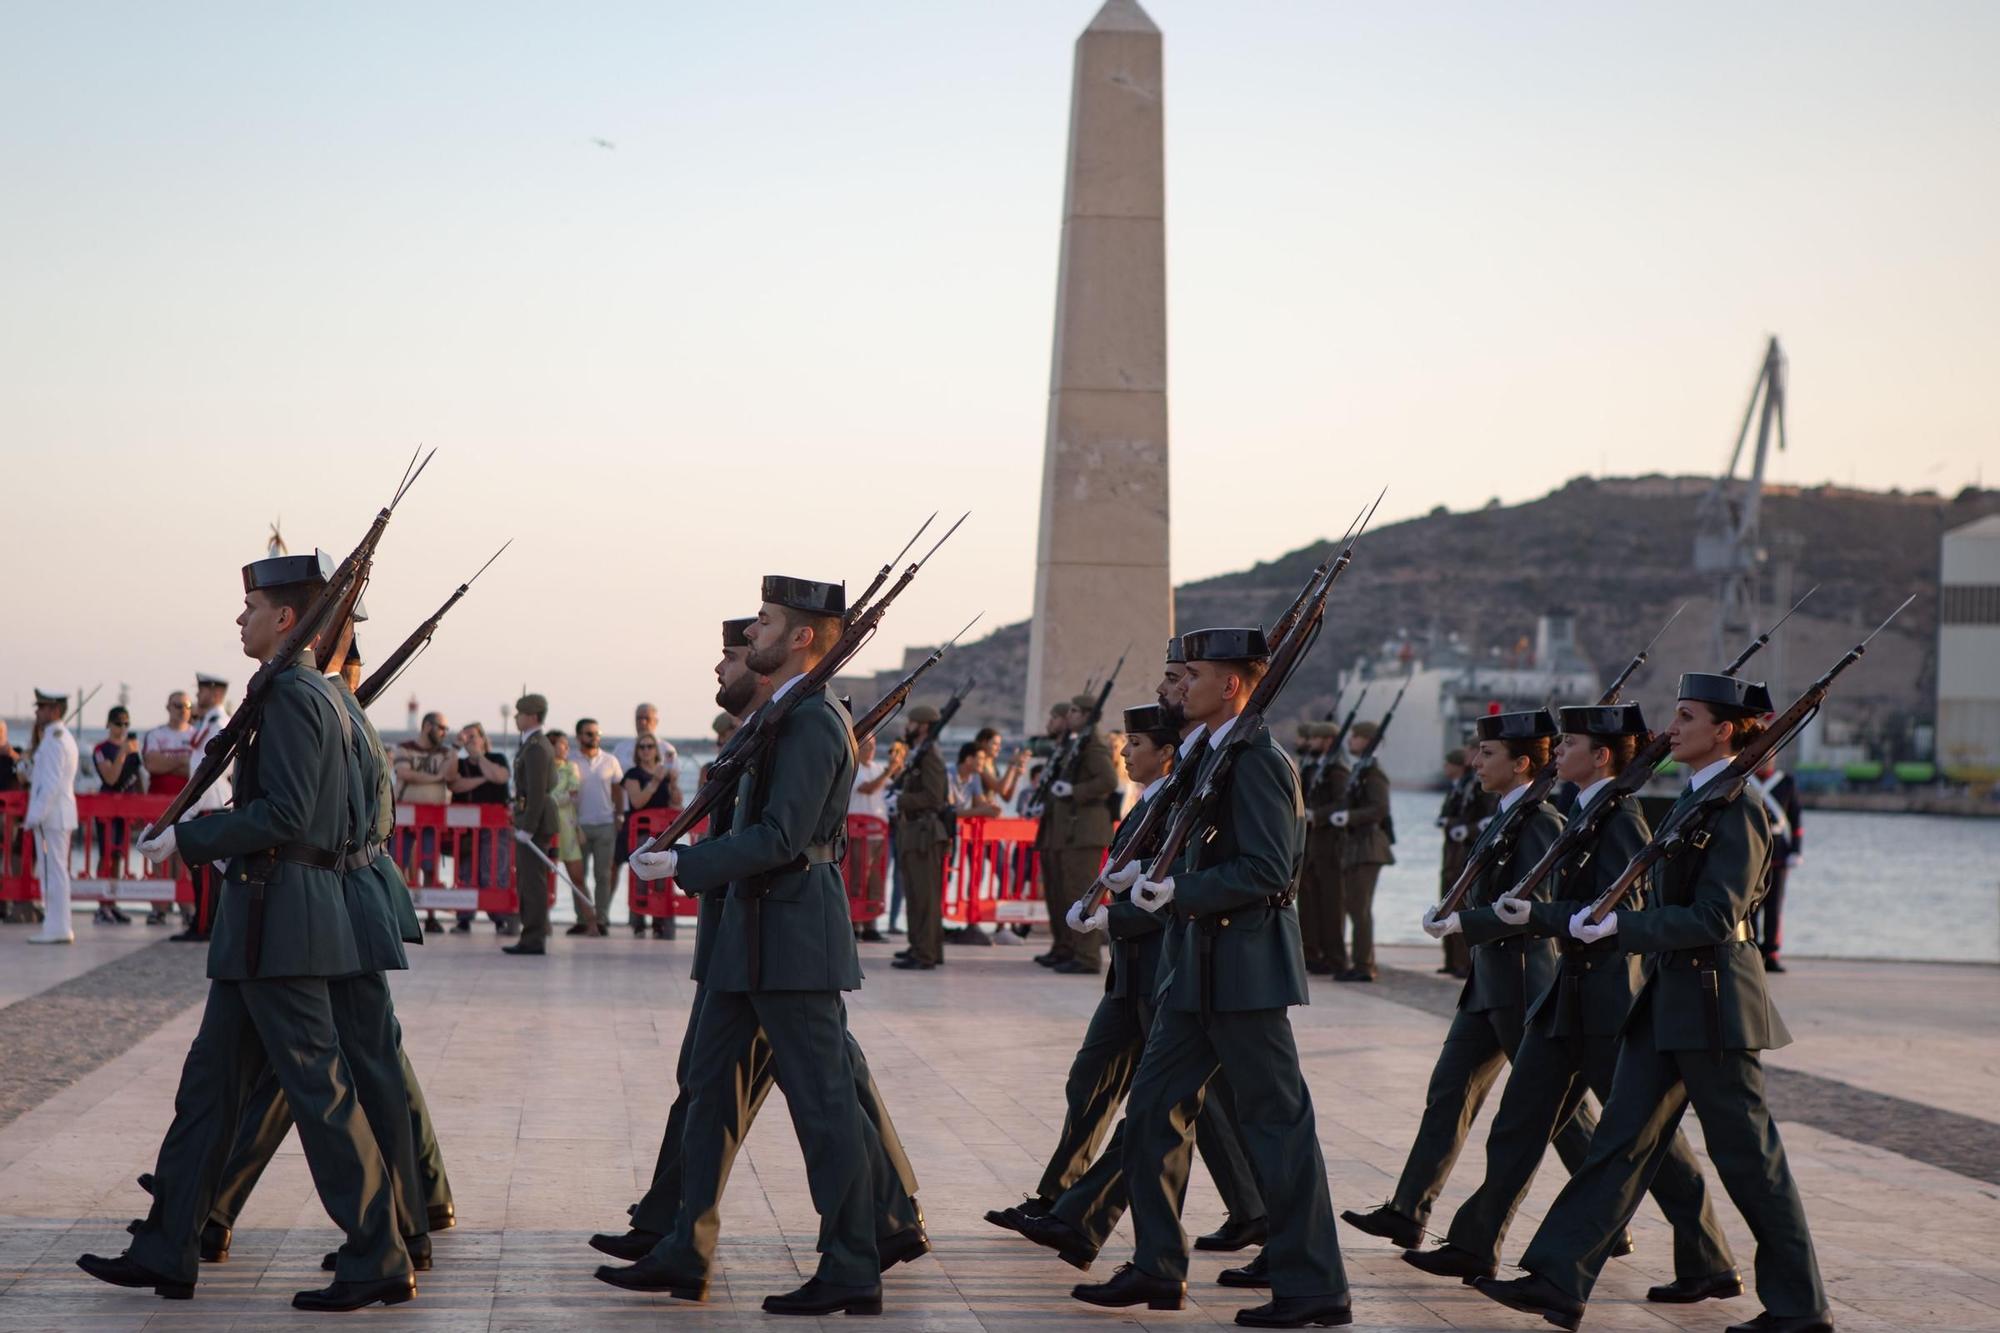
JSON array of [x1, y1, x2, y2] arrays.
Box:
[[25, 689, 80, 945]]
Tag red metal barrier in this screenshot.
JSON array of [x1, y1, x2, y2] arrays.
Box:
[[1, 791, 191, 905], [626, 808, 699, 920], [943, 816, 1044, 929], [395, 801, 528, 917], [845, 814, 890, 924]]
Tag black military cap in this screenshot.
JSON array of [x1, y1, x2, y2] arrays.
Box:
[[1123, 704, 1175, 739], [1558, 703, 1648, 737], [243, 549, 367, 620], [1164, 636, 1186, 664], [1474, 709, 1559, 743], [723, 617, 755, 648], [1678, 673, 1774, 719], [761, 575, 845, 616], [1180, 627, 1270, 663]]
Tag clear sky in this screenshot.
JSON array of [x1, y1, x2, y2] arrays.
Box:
[[4, 1, 1995, 735]]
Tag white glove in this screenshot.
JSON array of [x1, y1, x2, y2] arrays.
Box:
[[1329, 810, 1350, 828], [135, 825, 178, 863], [630, 849, 679, 882], [1104, 860, 1145, 891], [1065, 900, 1108, 935], [512, 828, 536, 845], [1493, 896, 1532, 927], [1133, 874, 1176, 912], [1421, 907, 1461, 939], [1449, 824, 1470, 844], [1568, 906, 1618, 943], [1051, 780, 1074, 798]]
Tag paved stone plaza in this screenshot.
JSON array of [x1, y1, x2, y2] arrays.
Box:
[[1, 931, 1996, 1331]]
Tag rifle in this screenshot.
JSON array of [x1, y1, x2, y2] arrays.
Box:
[[632, 514, 965, 861], [1266, 503, 1368, 649], [1434, 601, 1685, 918], [356, 540, 512, 708], [1580, 595, 1913, 925], [889, 675, 977, 788], [140, 450, 434, 842], [848, 513, 937, 625], [60, 684, 103, 733], [1494, 585, 1820, 910], [1345, 675, 1410, 781], [1080, 490, 1385, 917], [851, 614, 981, 743], [1300, 684, 1366, 799], [1021, 648, 1127, 819]]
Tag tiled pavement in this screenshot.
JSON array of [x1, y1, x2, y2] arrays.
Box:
[[1, 929, 1997, 1331]]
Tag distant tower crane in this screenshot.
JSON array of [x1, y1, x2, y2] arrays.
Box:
[[1694, 336, 1787, 661]]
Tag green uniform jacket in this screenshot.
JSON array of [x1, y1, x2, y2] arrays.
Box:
[[1302, 756, 1349, 863], [1160, 724, 1309, 1014], [179, 665, 365, 982], [327, 676, 422, 973], [513, 731, 558, 840], [1045, 732, 1116, 851], [1455, 794, 1563, 1014], [1338, 761, 1394, 868], [1104, 788, 1165, 1001], [688, 764, 740, 985], [1616, 786, 1790, 1053], [676, 686, 861, 993], [1514, 796, 1650, 1037], [894, 741, 950, 851]]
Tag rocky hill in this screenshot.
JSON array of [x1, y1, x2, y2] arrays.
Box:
[[844, 477, 1999, 750]]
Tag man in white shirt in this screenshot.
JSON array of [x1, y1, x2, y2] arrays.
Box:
[[172, 672, 233, 939], [572, 718, 625, 935], [25, 690, 80, 944]]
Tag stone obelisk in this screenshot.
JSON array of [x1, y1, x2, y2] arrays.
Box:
[[1025, 0, 1171, 728]]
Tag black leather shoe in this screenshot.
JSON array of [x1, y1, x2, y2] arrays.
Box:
[[323, 1239, 431, 1273], [1072, 1263, 1185, 1310], [1015, 1210, 1099, 1270], [593, 1256, 708, 1298], [859, 927, 886, 943], [1611, 1229, 1635, 1257], [292, 1275, 417, 1310], [168, 929, 209, 942], [892, 957, 935, 970], [137, 1172, 155, 1196], [589, 1228, 663, 1261], [1725, 1312, 1833, 1333], [984, 1196, 1052, 1235], [427, 1202, 455, 1231], [1401, 1242, 1494, 1283], [77, 1252, 193, 1300], [1052, 959, 1101, 975], [501, 944, 545, 956], [1648, 1269, 1743, 1303], [1763, 956, 1787, 974], [1473, 1274, 1585, 1332], [762, 1277, 882, 1316], [1218, 1251, 1270, 1288], [1196, 1213, 1270, 1251], [1035, 953, 1069, 968], [1335, 968, 1376, 982], [566, 923, 592, 936], [1339, 1204, 1423, 1249], [878, 1225, 931, 1272], [894, 947, 915, 959], [1234, 1295, 1353, 1327], [198, 1221, 231, 1264], [424, 916, 444, 934]]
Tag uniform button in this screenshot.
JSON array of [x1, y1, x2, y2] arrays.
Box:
[[1219, 917, 1230, 927]]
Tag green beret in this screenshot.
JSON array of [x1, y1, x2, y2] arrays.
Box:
[[1069, 694, 1097, 712], [516, 692, 549, 718], [907, 703, 942, 725]]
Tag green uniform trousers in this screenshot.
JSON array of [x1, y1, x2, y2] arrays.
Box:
[[632, 988, 920, 1243], [1390, 1003, 1595, 1225], [205, 973, 446, 1238], [1298, 846, 1344, 969], [1444, 1022, 1733, 1276], [1339, 862, 1382, 976], [649, 988, 879, 1285], [897, 839, 947, 966], [128, 978, 408, 1285], [1520, 1022, 1826, 1316], [1045, 990, 1267, 1249], [1124, 1005, 1346, 1300], [516, 850, 551, 950]]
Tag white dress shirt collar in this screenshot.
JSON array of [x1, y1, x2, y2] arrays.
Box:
[[1140, 776, 1167, 803], [1177, 724, 1208, 760], [1688, 757, 1733, 793], [1574, 777, 1612, 811], [1497, 782, 1532, 813], [771, 673, 808, 703], [1208, 713, 1242, 748]]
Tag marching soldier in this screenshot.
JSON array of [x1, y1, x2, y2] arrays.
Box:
[[1434, 747, 1486, 978], [595, 616, 928, 1277], [1479, 675, 1831, 1333], [1402, 702, 1736, 1296], [24, 690, 79, 945], [504, 693, 555, 955], [1073, 627, 1348, 1329], [595, 576, 884, 1316], [1039, 695, 1118, 975], [84, 551, 414, 1311], [1342, 710, 1600, 1253], [891, 703, 951, 970], [1327, 721, 1391, 982], [1296, 722, 1347, 976]]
